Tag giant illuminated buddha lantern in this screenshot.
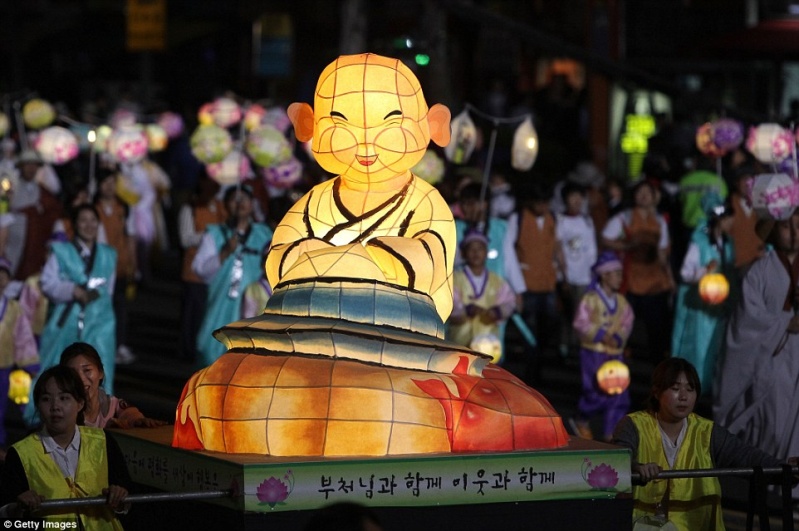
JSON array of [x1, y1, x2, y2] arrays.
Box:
[[173, 53, 568, 456]]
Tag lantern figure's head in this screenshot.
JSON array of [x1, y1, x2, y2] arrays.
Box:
[[596, 360, 630, 396], [699, 272, 730, 305], [288, 53, 451, 187]]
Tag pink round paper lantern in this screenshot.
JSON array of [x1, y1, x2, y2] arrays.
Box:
[[712, 118, 744, 152], [206, 150, 252, 186], [157, 112, 184, 139], [696, 122, 725, 158], [244, 104, 267, 132], [108, 126, 148, 164], [746, 124, 794, 164], [245, 125, 291, 167], [748, 173, 799, 220], [261, 157, 302, 188], [190, 124, 233, 164], [22, 99, 56, 130], [145, 124, 168, 152], [211, 97, 242, 129], [33, 126, 79, 165]]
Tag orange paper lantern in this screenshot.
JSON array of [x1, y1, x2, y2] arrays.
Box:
[[699, 272, 729, 305], [596, 359, 630, 395]]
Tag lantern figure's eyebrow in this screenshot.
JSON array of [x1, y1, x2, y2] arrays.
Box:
[[330, 111, 347, 120], [384, 110, 402, 119]]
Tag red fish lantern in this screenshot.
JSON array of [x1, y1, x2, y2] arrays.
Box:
[[699, 272, 729, 305], [596, 360, 630, 395]]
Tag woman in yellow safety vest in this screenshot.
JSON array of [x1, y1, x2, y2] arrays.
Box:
[[0, 365, 131, 529]]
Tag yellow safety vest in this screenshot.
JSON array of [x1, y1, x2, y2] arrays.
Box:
[[13, 427, 124, 530], [629, 411, 724, 531]]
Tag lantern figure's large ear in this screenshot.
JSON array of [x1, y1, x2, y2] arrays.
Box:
[[287, 102, 315, 143], [428, 104, 451, 147]]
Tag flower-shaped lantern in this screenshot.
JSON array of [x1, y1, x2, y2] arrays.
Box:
[[33, 126, 80, 165], [746, 124, 793, 164]]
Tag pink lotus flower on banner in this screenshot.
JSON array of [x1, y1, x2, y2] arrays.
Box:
[[256, 470, 295, 508], [581, 458, 619, 490]]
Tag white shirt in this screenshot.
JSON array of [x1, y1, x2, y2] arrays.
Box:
[[556, 213, 597, 286], [40, 427, 81, 479], [41, 240, 116, 303], [657, 417, 687, 469]]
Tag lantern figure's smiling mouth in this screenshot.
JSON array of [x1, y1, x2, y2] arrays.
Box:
[[356, 155, 378, 166]]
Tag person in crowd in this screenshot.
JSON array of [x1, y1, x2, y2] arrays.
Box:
[[60, 342, 164, 429], [556, 181, 597, 358], [671, 194, 735, 393], [614, 358, 798, 530], [602, 179, 674, 362], [18, 271, 48, 345], [571, 251, 633, 441], [714, 209, 799, 495], [728, 164, 765, 274], [3, 150, 62, 280], [178, 175, 226, 360], [95, 168, 137, 365], [515, 185, 562, 380], [27, 204, 117, 425], [488, 171, 516, 220], [448, 230, 516, 363], [0, 256, 39, 448], [52, 179, 92, 242], [454, 182, 525, 359], [0, 365, 130, 527], [193, 185, 272, 366]]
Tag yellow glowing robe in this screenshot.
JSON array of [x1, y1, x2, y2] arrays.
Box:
[[266, 173, 455, 320]]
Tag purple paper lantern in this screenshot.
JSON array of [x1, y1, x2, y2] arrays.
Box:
[[712, 119, 744, 152]]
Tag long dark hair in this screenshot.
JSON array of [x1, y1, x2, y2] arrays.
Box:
[[33, 365, 88, 426], [647, 358, 701, 413]]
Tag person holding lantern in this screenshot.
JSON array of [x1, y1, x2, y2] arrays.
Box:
[[613, 357, 798, 530], [570, 250, 634, 441], [447, 229, 516, 362], [0, 256, 39, 448], [715, 209, 799, 496], [192, 184, 272, 367], [670, 193, 735, 394]]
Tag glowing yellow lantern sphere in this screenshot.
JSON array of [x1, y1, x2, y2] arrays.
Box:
[[699, 272, 730, 305], [8, 369, 32, 405], [596, 360, 630, 395]]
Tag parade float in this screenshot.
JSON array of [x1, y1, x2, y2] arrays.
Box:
[[109, 54, 633, 529]]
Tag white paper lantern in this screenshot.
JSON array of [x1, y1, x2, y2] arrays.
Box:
[[108, 125, 148, 164], [511, 116, 539, 171], [211, 97, 242, 129], [262, 156, 302, 188], [245, 125, 292, 167], [22, 99, 55, 130], [145, 124, 168, 152], [33, 126, 79, 165], [444, 109, 477, 164], [746, 124, 794, 164], [190, 124, 233, 164], [748, 173, 799, 220], [206, 150, 252, 186]]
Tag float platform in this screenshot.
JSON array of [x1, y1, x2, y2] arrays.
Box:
[[113, 426, 633, 530]]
